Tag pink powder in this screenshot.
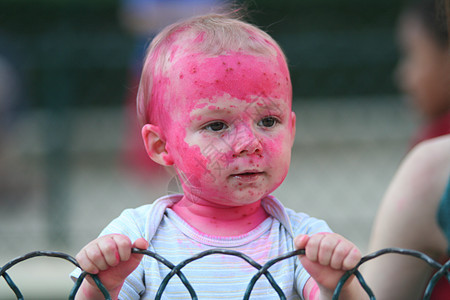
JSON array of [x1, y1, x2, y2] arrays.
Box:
[[308, 283, 320, 299], [147, 51, 294, 235]]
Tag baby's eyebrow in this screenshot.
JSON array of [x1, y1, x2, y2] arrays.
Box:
[[244, 100, 287, 115], [189, 99, 289, 119], [189, 105, 235, 119]]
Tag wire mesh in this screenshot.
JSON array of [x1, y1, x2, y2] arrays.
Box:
[[1, 247, 449, 299]]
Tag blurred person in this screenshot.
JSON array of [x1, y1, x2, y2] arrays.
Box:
[[395, 0, 450, 149], [71, 13, 368, 299], [363, 1, 450, 298], [119, 0, 230, 186], [364, 134, 450, 299]]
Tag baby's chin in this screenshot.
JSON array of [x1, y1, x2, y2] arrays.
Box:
[[210, 190, 273, 207], [180, 177, 280, 206]]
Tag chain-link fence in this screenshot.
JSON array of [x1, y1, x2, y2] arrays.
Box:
[[1, 247, 449, 299]]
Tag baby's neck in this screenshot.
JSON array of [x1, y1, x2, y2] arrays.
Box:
[[172, 196, 269, 236]]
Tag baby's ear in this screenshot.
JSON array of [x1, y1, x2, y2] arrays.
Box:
[[141, 124, 174, 166]]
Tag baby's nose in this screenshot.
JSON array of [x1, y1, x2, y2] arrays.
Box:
[[231, 125, 262, 157]]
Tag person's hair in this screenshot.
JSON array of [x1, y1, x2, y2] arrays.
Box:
[[405, 0, 449, 48], [136, 13, 289, 127]]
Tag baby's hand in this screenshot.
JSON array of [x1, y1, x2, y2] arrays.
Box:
[[294, 233, 362, 299], [75, 234, 149, 300]]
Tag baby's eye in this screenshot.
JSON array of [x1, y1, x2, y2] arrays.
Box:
[[258, 116, 279, 128], [204, 121, 228, 132]]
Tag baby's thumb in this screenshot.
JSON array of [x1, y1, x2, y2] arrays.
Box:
[[294, 234, 309, 251], [133, 238, 149, 250], [130, 238, 149, 263]]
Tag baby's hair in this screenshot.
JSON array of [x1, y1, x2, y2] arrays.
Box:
[[136, 12, 288, 128], [405, 0, 449, 48]]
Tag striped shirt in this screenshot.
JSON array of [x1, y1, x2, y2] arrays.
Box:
[[72, 194, 331, 299]]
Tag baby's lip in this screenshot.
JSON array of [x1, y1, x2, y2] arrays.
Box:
[[231, 168, 262, 174], [229, 170, 264, 177], [229, 171, 264, 183]]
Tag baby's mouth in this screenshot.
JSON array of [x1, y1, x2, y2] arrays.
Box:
[[229, 171, 264, 181]]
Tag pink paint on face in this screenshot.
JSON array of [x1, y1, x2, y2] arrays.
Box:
[[161, 51, 294, 204], [154, 51, 295, 235], [170, 51, 291, 111]]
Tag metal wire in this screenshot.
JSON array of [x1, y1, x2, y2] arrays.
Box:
[[1, 247, 449, 299], [331, 247, 449, 300]]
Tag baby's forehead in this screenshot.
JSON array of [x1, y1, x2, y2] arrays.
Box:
[[166, 50, 290, 84], [166, 52, 290, 104]]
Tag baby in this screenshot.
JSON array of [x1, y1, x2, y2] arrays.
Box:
[[73, 13, 365, 299]]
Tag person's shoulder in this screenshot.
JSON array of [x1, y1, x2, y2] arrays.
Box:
[[283, 206, 311, 222], [263, 195, 313, 223], [406, 134, 450, 172], [104, 203, 155, 233], [413, 134, 450, 154], [395, 135, 450, 211], [102, 194, 182, 239], [262, 196, 331, 235], [284, 207, 332, 235], [119, 203, 154, 218], [119, 194, 182, 218]]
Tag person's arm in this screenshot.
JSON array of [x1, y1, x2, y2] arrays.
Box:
[[75, 234, 149, 300], [363, 136, 450, 300], [295, 233, 368, 300]]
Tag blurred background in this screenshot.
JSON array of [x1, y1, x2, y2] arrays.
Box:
[[0, 0, 430, 298]]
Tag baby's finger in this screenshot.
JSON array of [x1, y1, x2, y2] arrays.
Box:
[[304, 233, 326, 262], [76, 250, 100, 274], [84, 244, 109, 272], [98, 236, 121, 267], [133, 238, 149, 250], [329, 240, 352, 270], [111, 234, 132, 262], [129, 238, 149, 263], [294, 234, 309, 251], [342, 247, 362, 270], [317, 235, 339, 266]]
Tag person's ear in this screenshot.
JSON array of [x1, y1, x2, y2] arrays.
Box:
[[290, 111, 296, 147], [141, 124, 174, 166]]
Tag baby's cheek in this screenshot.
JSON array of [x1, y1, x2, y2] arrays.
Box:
[[266, 134, 291, 173], [174, 143, 215, 186], [263, 134, 285, 155]]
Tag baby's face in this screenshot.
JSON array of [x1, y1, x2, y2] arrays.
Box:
[[160, 51, 295, 206]]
